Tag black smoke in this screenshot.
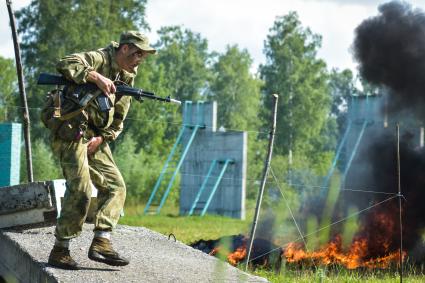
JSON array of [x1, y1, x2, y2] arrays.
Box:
[[345, 132, 425, 259], [351, 0, 425, 261], [353, 1, 425, 119]]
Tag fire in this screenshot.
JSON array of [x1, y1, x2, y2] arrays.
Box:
[[283, 235, 405, 269], [198, 205, 408, 270], [227, 246, 247, 266], [209, 247, 219, 256], [208, 246, 247, 266], [282, 203, 407, 269]]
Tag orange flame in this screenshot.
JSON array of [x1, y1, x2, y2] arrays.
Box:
[[208, 207, 407, 269], [227, 246, 247, 266], [284, 235, 405, 269], [209, 247, 219, 256]]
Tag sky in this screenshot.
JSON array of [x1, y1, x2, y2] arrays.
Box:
[[2, 0, 425, 75]]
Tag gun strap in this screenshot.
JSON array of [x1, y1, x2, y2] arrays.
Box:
[[53, 90, 61, 118], [58, 91, 102, 121]]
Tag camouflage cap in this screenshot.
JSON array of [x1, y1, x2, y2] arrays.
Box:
[[119, 31, 156, 54]]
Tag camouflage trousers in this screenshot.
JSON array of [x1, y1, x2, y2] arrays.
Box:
[[51, 136, 126, 240]]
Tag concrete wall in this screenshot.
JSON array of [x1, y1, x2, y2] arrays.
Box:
[[0, 123, 22, 187], [179, 101, 247, 219], [183, 101, 216, 131]]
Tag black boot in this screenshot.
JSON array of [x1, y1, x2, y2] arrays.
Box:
[[88, 237, 129, 266], [48, 246, 79, 270]]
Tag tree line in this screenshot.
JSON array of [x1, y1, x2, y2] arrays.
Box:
[[0, 0, 374, 205]]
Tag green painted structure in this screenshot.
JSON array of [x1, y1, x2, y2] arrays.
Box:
[[0, 123, 22, 187]]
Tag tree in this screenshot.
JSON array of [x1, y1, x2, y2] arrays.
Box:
[[124, 49, 182, 154], [17, 0, 149, 75], [20, 139, 61, 182], [328, 68, 357, 138], [0, 56, 18, 122], [125, 26, 213, 153], [153, 26, 213, 102], [328, 68, 357, 116], [260, 12, 333, 168], [208, 45, 265, 197], [209, 45, 262, 131], [14, 1, 163, 201]]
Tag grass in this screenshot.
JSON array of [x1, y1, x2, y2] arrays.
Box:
[[119, 202, 252, 244], [119, 203, 425, 282], [254, 267, 425, 283]]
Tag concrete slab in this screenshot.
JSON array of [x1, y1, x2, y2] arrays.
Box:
[[0, 182, 56, 229], [0, 224, 268, 283], [0, 181, 99, 229]]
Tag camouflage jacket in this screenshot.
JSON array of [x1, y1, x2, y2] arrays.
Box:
[[56, 41, 136, 142]]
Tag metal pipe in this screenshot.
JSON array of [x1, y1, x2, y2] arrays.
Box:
[[245, 94, 278, 271], [396, 123, 403, 283], [321, 122, 352, 195], [143, 126, 186, 214], [156, 125, 200, 213], [200, 159, 232, 216], [188, 159, 217, 216], [6, 0, 33, 182]]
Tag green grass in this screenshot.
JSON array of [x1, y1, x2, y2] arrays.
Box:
[[119, 203, 251, 244], [119, 203, 425, 282], [254, 267, 425, 283]]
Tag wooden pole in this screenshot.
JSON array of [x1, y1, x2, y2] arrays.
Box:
[[396, 123, 403, 283], [245, 93, 279, 271], [6, 0, 33, 182]]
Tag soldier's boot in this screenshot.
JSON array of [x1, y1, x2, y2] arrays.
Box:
[[88, 237, 129, 266], [48, 246, 79, 270]]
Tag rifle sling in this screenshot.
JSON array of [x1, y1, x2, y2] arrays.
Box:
[[58, 91, 102, 121]]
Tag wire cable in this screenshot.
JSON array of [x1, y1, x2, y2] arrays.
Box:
[[247, 194, 398, 263]]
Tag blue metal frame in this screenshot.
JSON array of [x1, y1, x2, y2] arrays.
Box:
[[320, 121, 352, 195], [144, 101, 209, 215], [321, 95, 371, 195], [342, 95, 370, 184], [143, 126, 186, 214], [200, 159, 232, 216], [144, 101, 199, 214], [156, 125, 200, 213], [188, 159, 218, 216], [342, 120, 368, 182]]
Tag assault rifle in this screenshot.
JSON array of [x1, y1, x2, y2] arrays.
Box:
[[37, 73, 181, 111]]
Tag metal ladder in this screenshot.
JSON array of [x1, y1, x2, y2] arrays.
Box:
[[188, 159, 234, 216], [143, 101, 205, 214], [321, 95, 370, 195]]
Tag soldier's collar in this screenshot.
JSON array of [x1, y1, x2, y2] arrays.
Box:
[[109, 41, 122, 77]]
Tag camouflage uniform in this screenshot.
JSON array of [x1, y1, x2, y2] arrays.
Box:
[[53, 41, 135, 240]]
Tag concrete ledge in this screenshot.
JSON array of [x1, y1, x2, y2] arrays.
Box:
[[0, 180, 99, 229], [0, 182, 57, 229], [0, 182, 54, 215], [0, 228, 57, 283], [0, 224, 268, 283]]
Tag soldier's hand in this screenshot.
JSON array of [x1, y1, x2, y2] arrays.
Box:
[[87, 71, 116, 96], [87, 136, 104, 154]]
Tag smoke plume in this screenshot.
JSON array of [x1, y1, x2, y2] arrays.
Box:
[[350, 1, 425, 260], [353, 0, 425, 118]]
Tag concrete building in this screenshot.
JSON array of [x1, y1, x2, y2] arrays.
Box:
[[0, 123, 21, 187], [179, 101, 247, 219]]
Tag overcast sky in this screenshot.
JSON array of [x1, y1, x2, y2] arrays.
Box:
[[2, 0, 425, 74]]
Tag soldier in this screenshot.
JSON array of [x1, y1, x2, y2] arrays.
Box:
[[47, 31, 156, 270]]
